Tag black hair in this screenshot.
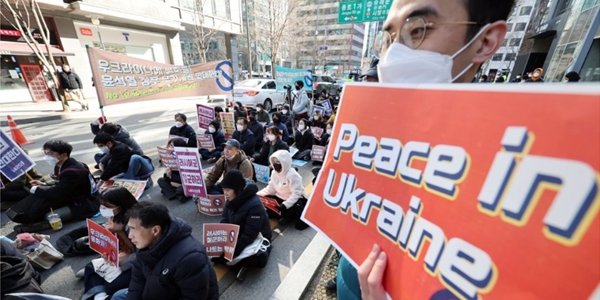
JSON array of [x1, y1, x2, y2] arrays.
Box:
[[101, 123, 119, 136], [272, 112, 282, 120], [256, 103, 264, 108], [299, 118, 309, 127], [565, 71, 580, 82], [237, 117, 248, 125], [100, 187, 138, 225], [214, 106, 224, 113], [126, 202, 171, 230], [326, 122, 334, 129], [464, 0, 515, 40], [168, 137, 187, 147], [480, 74, 488, 81], [93, 133, 116, 145], [174, 113, 187, 122], [267, 126, 281, 136], [43, 140, 73, 156], [295, 80, 304, 88], [210, 120, 221, 130]]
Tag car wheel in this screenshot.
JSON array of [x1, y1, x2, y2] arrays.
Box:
[[264, 99, 273, 112]]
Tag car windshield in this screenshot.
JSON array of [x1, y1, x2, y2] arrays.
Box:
[[237, 79, 263, 88]]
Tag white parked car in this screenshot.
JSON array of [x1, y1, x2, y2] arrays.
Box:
[[230, 79, 284, 112]]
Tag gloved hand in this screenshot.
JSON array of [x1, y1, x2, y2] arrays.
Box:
[[278, 203, 288, 212]]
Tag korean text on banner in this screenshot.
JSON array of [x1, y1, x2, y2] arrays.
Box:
[[220, 112, 236, 139], [275, 65, 313, 92], [169, 135, 189, 144], [301, 84, 600, 300], [311, 145, 326, 162], [87, 47, 234, 106], [157, 147, 178, 169], [258, 195, 281, 216], [203, 223, 240, 261], [197, 104, 215, 130], [87, 219, 119, 267], [98, 179, 147, 200], [252, 163, 270, 184], [197, 195, 226, 216], [174, 147, 207, 199], [0, 130, 35, 181], [197, 134, 216, 151]]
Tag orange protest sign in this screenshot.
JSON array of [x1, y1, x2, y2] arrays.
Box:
[[302, 84, 600, 300], [203, 223, 240, 261]]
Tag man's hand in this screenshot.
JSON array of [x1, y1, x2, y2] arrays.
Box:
[[30, 180, 44, 186], [358, 244, 388, 300]]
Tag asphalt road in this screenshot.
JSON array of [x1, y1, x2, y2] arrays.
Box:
[[1, 98, 319, 299]]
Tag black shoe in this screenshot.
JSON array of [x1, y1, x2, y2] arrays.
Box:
[[145, 178, 153, 190], [236, 266, 248, 281], [325, 277, 337, 291], [179, 195, 192, 203], [207, 157, 218, 164], [295, 219, 309, 230], [14, 221, 52, 233], [312, 161, 322, 166]]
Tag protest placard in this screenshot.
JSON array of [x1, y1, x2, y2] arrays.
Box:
[[220, 112, 236, 139], [252, 163, 270, 184], [168, 135, 189, 144], [197, 195, 226, 216], [87, 219, 119, 266], [87, 47, 233, 106], [289, 146, 299, 157], [311, 127, 324, 138], [292, 160, 308, 167], [197, 104, 215, 130], [258, 195, 281, 216], [320, 99, 333, 115], [98, 179, 147, 200], [0, 130, 36, 181], [197, 134, 216, 151], [203, 223, 240, 261], [302, 84, 600, 300], [174, 147, 207, 198], [157, 147, 178, 169], [311, 145, 326, 162], [311, 105, 325, 118]]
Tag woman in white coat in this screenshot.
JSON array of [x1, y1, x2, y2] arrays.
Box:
[[257, 150, 309, 230]]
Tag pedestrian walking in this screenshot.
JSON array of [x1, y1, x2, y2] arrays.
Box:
[[59, 64, 89, 110]]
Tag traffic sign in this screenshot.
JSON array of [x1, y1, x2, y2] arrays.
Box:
[[319, 46, 328, 51], [338, 0, 393, 24]]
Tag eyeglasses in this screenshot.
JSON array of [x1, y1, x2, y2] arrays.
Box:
[[373, 16, 481, 57]]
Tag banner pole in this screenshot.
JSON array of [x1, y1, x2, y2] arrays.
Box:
[[86, 45, 107, 121]]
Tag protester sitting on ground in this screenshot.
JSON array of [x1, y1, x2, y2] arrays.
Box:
[[79, 187, 138, 300], [169, 113, 197, 148], [280, 104, 294, 136], [257, 150, 309, 230], [251, 126, 290, 166], [214, 106, 224, 124], [254, 103, 271, 123], [1, 152, 43, 211], [7, 140, 99, 233], [233, 118, 255, 156], [292, 119, 314, 161], [200, 120, 226, 163], [310, 110, 327, 130], [214, 170, 273, 281], [316, 122, 333, 147], [564, 71, 581, 82], [91, 121, 144, 169], [205, 140, 254, 195], [123, 202, 219, 299], [233, 101, 247, 120], [247, 112, 265, 153], [93, 134, 154, 185], [157, 138, 191, 203], [265, 112, 290, 143]]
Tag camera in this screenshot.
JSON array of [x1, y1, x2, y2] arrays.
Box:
[[283, 85, 292, 90]]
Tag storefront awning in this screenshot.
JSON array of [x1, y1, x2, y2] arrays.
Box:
[[0, 41, 75, 56]]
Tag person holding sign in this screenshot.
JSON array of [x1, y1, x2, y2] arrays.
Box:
[[7, 140, 100, 233], [257, 150, 308, 230], [1, 146, 43, 211], [292, 119, 314, 161], [251, 126, 290, 167], [310, 110, 327, 130], [125, 202, 218, 299], [157, 138, 189, 202], [232, 118, 256, 156], [200, 120, 226, 163], [265, 112, 290, 144], [80, 187, 137, 300], [217, 170, 272, 280], [205, 140, 254, 195], [169, 113, 197, 148]]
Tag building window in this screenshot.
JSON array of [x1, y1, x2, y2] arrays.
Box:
[[507, 23, 514, 31], [509, 38, 522, 47], [504, 53, 516, 61], [492, 54, 503, 61], [520, 6, 532, 15], [179, 0, 195, 10], [515, 22, 527, 31], [555, 0, 572, 16], [501, 39, 507, 47], [212, 0, 231, 19]]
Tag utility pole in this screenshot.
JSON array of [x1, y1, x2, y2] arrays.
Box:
[[244, 0, 253, 78], [312, 0, 319, 73]]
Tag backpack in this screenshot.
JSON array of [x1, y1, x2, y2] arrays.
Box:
[[222, 157, 257, 182], [0, 256, 43, 296]]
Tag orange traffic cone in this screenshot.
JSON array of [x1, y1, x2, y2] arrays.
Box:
[[7, 115, 33, 145]]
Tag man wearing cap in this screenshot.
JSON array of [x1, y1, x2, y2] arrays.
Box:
[[360, 58, 379, 82], [204, 139, 254, 195]]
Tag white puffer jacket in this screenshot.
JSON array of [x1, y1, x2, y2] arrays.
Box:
[[257, 150, 304, 208]]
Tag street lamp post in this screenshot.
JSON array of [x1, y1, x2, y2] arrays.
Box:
[[88, 15, 105, 50], [243, 0, 253, 78]]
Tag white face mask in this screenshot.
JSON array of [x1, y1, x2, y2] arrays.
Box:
[[44, 155, 59, 166], [533, 72, 540, 77], [257, 108, 262, 112], [298, 124, 305, 131], [282, 109, 288, 114], [100, 208, 115, 218], [267, 134, 276, 141], [175, 121, 184, 128], [236, 124, 244, 131], [208, 126, 216, 133], [378, 25, 490, 84], [314, 116, 320, 121], [99, 146, 110, 154], [326, 129, 332, 135]]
